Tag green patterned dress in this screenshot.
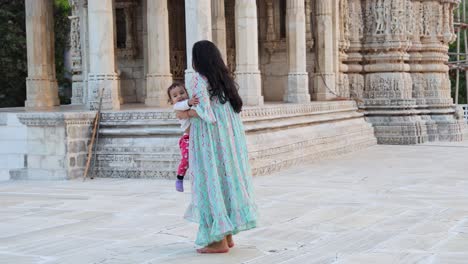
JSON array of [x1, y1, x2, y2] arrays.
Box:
[[184, 72, 257, 247]]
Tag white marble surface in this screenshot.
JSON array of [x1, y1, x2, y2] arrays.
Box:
[[0, 141, 467, 263]]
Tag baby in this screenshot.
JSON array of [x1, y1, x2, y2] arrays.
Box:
[[167, 82, 199, 192]]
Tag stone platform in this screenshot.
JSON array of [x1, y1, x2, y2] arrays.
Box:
[[0, 101, 377, 180], [0, 142, 467, 263]]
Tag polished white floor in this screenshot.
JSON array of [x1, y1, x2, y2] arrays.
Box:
[[1, 141, 467, 264]]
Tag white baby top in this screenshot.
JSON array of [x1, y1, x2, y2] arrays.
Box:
[[173, 99, 191, 131]]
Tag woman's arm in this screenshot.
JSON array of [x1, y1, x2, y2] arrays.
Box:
[[188, 73, 216, 123], [188, 109, 199, 118], [176, 109, 199, 119]]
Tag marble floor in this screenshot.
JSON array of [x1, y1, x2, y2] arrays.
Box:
[[0, 141, 467, 264]]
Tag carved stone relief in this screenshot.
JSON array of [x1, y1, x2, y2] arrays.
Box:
[[69, 0, 84, 105], [168, 0, 187, 82], [115, 0, 138, 59]]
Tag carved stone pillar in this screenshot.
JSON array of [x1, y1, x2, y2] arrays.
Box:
[[235, 0, 263, 106], [284, 0, 310, 103], [69, 0, 84, 105], [362, 0, 429, 144], [146, 0, 173, 107], [87, 0, 120, 110], [313, 0, 337, 100], [416, 0, 465, 141], [184, 0, 212, 82], [416, 1, 451, 106], [346, 0, 365, 100], [25, 0, 60, 108], [337, 0, 350, 98], [305, 0, 314, 49], [211, 0, 227, 63]]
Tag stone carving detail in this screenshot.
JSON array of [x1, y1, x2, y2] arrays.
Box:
[[346, 0, 364, 101], [170, 51, 186, 83], [305, 0, 314, 50], [225, 0, 236, 72], [69, 0, 84, 105], [354, 0, 466, 144], [338, 0, 351, 98], [115, 0, 137, 59], [168, 0, 187, 82], [69, 1, 82, 73]]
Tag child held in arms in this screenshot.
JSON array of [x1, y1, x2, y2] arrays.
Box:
[[167, 82, 199, 192]]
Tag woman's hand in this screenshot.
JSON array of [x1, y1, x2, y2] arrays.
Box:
[[176, 111, 190, 119], [188, 97, 199, 107]]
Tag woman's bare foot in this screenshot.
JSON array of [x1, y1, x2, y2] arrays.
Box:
[[226, 234, 234, 248], [196, 238, 229, 254]]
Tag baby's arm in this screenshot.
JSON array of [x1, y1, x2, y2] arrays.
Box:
[[173, 100, 191, 111]]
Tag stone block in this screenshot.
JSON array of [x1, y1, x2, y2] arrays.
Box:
[[10, 168, 58, 180], [8, 154, 25, 168], [0, 169, 9, 181], [54, 141, 66, 155], [27, 127, 45, 140], [0, 156, 7, 168], [27, 155, 42, 169], [67, 125, 91, 139], [41, 155, 65, 170], [133, 70, 143, 79], [0, 113, 7, 126], [0, 126, 26, 140], [68, 141, 87, 153], [0, 140, 27, 154], [69, 157, 76, 167], [76, 154, 87, 168], [69, 168, 84, 179], [44, 126, 66, 141]]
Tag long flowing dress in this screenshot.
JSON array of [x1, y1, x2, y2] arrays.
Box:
[[184, 72, 257, 247]]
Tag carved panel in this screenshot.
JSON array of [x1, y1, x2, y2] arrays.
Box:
[[225, 0, 236, 72], [168, 0, 187, 81], [115, 0, 137, 59]]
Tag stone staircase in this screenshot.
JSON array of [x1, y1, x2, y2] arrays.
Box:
[[95, 101, 377, 178]]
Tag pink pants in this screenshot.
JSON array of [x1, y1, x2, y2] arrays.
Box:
[[177, 134, 189, 176]]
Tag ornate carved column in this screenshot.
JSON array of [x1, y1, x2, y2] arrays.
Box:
[[87, 0, 120, 110], [346, 0, 365, 100], [25, 0, 60, 108], [362, 0, 429, 144], [305, 0, 314, 49], [184, 0, 212, 82], [313, 0, 337, 100], [419, 0, 458, 106], [284, 0, 310, 103], [211, 0, 227, 63], [69, 0, 84, 105], [337, 0, 350, 98], [235, 0, 263, 106], [416, 0, 465, 141], [145, 0, 173, 107]]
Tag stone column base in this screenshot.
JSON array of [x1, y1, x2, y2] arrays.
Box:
[[313, 73, 336, 101], [88, 73, 120, 110], [25, 78, 60, 108], [284, 73, 310, 103], [235, 70, 264, 106], [365, 115, 429, 145], [364, 104, 467, 144], [145, 74, 172, 107]]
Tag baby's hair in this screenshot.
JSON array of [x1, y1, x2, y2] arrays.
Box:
[[167, 82, 186, 104]]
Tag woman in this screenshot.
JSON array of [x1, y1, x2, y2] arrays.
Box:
[[176, 40, 257, 253]]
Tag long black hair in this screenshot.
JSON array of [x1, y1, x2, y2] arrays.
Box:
[[192, 40, 243, 113]]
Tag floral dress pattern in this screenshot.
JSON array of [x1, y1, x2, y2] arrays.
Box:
[[184, 72, 257, 247]]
